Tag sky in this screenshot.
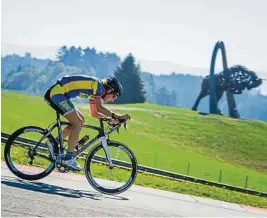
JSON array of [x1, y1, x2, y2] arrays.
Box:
[[1, 0, 267, 90]]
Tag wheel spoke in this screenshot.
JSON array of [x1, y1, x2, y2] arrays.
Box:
[[85, 142, 137, 194], [4, 126, 56, 180]]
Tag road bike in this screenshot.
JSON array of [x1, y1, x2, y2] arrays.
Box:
[[4, 111, 138, 195]]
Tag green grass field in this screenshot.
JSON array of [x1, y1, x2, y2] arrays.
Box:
[[1, 90, 267, 208]]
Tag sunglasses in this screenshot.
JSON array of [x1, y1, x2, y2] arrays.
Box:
[[112, 92, 119, 99], [107, 90, 119, 99]]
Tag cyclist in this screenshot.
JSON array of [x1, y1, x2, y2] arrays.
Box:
[[44, 75, 131, 171]]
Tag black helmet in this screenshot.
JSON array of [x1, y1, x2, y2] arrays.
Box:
[[106, 76, 123, 97]]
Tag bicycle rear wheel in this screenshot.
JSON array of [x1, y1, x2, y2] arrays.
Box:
[[4, 126, 57, 180], [85, 141, 137, 195]]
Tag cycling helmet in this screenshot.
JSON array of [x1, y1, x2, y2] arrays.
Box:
[[106, 76, 123, 97]]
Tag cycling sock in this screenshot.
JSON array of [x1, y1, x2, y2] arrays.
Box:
[[65, 152, 74, 160]]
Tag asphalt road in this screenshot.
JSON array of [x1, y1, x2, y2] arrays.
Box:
[[1, 165, 267, 217]]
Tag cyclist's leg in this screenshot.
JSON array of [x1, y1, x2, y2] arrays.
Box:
[[47, 86, 84, 170], [76, 108, 85, 123], [62, 125, 72, 140], [63, 111, 84, 152], [44, 84, 71, 140], [45, 84, 83, 146], [49, 87, 83, 152], [61, 109, 85, 141], [62, 110, 84, 170]]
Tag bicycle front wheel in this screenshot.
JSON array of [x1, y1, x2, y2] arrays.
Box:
[[85, 141, 138, 195], [4, 126, 56, 180]]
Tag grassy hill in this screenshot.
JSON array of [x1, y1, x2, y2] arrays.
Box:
[[1, 90, 267, 207]]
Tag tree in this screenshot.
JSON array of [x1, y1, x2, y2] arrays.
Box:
[[154, 86, 177, 106], [170, 90, 177, 106], [56, 45, 68, 62], [141, 72, 156, 103], [83, 47, 98, 71], [68, 46, 83, 67], [155, 86, 171, 105], [113, 53, 146, 103], [56, 46, 83, 67]]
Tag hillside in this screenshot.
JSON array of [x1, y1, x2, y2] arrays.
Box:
[[1, 90, 267, 193], [2, 53, 267, 122]]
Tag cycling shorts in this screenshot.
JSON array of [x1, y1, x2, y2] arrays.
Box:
[[44, 84, 75, 116]]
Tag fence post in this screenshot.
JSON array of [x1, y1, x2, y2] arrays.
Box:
[[218, 169, 222, 182], [187, 161, 191, 175], [245, 175, 248, 188]]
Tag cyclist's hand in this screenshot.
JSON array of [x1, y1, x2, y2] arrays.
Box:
[[119, 114, 131, 121], [109, 119, 119, 125]]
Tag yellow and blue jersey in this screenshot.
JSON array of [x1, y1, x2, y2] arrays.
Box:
[[44, 75, 103, 116], [55, 75, 103, 99]]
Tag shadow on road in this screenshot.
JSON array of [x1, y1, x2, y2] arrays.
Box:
[[1, 175, 129, 201]]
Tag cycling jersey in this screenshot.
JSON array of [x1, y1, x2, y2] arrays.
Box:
[[44, 75, 103, 115], [54, 75, 103, 99]]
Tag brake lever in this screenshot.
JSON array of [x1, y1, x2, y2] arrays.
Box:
[[116, 123, 122, 133], [116, 121, 127, 133]]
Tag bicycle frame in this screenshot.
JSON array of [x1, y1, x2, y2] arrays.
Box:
[[41, 112, 121, 167]]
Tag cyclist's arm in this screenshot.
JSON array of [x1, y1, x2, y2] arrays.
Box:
[[89, 96, 120, 119]]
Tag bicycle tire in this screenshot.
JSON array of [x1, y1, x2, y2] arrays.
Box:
[[85, 140, 138, 195], [4, 126, 57, 180]]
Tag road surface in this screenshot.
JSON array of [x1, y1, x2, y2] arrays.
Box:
[[1, 165, 267, 217]]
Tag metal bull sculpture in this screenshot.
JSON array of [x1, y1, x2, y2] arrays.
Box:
[[192, 65, 263, 115]]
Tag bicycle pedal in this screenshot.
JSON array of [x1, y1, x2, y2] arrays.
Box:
[[57, 164, 69, 173], [59, 163, 82, 172]]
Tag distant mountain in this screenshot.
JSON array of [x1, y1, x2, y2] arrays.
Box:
[[1, 42, 58, 60], [138, 59, 208, 76]]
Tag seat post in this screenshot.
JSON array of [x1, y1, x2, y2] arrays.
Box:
[[56, 112, 63, 148], [56, 111, 61, 121]]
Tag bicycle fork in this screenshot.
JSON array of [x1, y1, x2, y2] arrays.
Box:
[[100, 136, 113, 168]]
